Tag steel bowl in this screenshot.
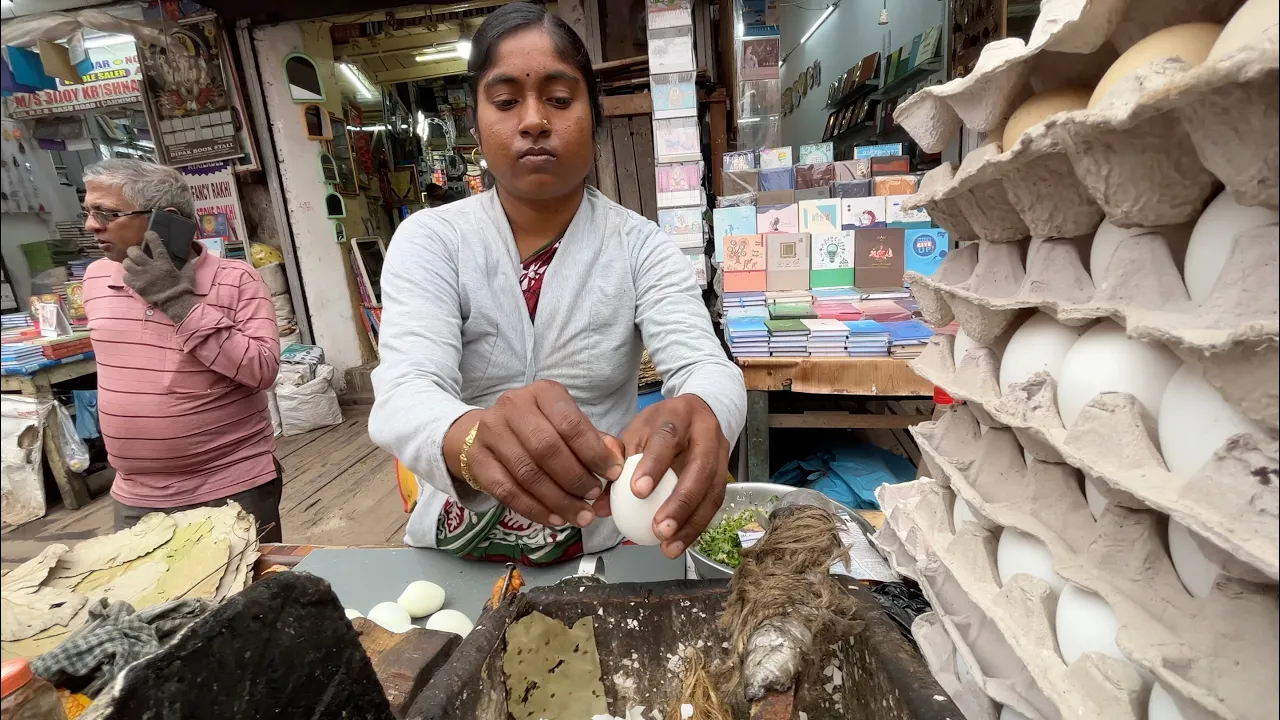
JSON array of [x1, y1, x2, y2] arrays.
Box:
[[687, 483, 872, 579], [687, 482, 797, 579]]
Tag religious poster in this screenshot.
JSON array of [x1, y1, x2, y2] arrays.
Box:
[[179, 160, 248, 246], [139, 16, 242, 166]]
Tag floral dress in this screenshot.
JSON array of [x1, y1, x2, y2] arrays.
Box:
[[434, 237, 587, 566]]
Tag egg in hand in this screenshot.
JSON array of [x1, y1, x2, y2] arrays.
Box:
[[609, 454, 680, 546]]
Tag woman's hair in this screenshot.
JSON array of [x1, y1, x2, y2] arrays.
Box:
[[467, 2, 604, 134]]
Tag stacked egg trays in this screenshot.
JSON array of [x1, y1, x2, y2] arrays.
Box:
[[870, 1, 1280, 720]]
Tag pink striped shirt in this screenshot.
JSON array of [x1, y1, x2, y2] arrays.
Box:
[[83, 246, 280, 507]]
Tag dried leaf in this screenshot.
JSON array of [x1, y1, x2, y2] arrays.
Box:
[[503, 612, 608, 720], [1, 545, 87, 642], [2, 544, 69, 593], [48, 514, 176, 584]]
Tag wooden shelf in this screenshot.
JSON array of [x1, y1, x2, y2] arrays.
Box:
[[736, 356, 933, 396], [870, 58, 943, 101]]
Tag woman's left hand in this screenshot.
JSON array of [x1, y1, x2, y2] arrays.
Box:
[[594, 395, 729, 558]]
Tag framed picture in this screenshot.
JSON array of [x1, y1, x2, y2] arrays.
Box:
[[782, 86, 793, 114], [822, 111, 838, 140], [327, 115, 360, 195], [837, 107, 854, 133], [350, 236, 387, 307]]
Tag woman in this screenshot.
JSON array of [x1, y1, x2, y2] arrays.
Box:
[[370, 3, 746, 566]]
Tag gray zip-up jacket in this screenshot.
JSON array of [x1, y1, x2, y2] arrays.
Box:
[[369, 186, 746, 551]]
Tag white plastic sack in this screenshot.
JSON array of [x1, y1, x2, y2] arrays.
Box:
[[271, 293, 295, 324], [267, 391, 282, 437], [275, 364, 343, 436], [51, 402, 90, 473], [258, 262, 289, 296], [1, 396, 52, 527]]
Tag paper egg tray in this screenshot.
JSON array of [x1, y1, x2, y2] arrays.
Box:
[[902, 34, 1279, 240], [911, 613, 999, 720], [904, 225, 1280, 430], [894, 0, 1241, 143], [895, 415, 1280, 720], [876, 479, 1146, 720], [910, 339, 1279, 583]]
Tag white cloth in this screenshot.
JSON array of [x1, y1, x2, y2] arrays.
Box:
[[370, 187, 746, 550]]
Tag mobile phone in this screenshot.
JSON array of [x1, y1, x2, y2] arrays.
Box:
[[145, 210, 198, 269]]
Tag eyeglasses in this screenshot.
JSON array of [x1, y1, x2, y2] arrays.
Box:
[[78, 209, 151, 226]]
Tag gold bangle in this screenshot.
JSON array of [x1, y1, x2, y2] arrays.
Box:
[[459, 422, 482, 491]]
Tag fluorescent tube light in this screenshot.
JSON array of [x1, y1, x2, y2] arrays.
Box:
[[800, 3, 837, 45], [337, 61, 378, 101]]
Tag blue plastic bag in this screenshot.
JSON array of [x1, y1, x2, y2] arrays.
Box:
[[770, 445, 916, 510]]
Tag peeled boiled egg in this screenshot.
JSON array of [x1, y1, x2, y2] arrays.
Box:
[[1083, 476, 1106, 521], [609, 454, 680, 546], [397, 580, 446, 618], [425, 608, 474, 637], [998, 313, 1088, 395], [953, 494, 979, 532], [1168, 519, 1223, 599], [1158, 363, 1263, 477], [1207, 0, 1280, 63], [1182, 191, 1279, 303], [1055, 583, 1125, 664], [367, 601, 414, 633], [1089, 23, 1223, 108], [1001, 88, 1093, 150], [999, 707, 1031, 720], [997, 527, 1066, 596], [1056, 321, 1181, 428], [345, 608, 364, 620], [1149, 681, 1188, 720]]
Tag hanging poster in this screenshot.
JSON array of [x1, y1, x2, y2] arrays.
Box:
[[179, 161, 248, 247], [4, 42, 142, 119], [139, 16, 243, 166]]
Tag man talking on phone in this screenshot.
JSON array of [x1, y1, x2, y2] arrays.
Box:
[[80, 159, 284, 541]]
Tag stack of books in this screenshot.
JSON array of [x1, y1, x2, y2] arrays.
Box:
[[803, 319, 850, 356], [844, 319, 891, 357], [67, 259, 94, 281], [765, 289, 811, 306], [57, 221, 102, 259], [856, 299, 915, 323], [810, 287, 860, 304], [765, 319, 810, 356], [723, 291, 768, 321], [2, 342, 46, 370], [726, 317, 770, 357], [885, 319, 934, 358], [38, 332, 92, 361], [813, 301, 862, 321]]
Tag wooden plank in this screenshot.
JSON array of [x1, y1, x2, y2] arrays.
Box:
[[602, 93, 653, 117], [284, 448, 403, 547], [735, 357, 934, 396], [593, 54, 647, 74], [352, 618, 460, 718], [593, 120, 620, 201], [42, 418, 92, 509], [746, 390, 770, 483], [767, 412, 930, 429], [708, 91, 727, 197], [609, 116, 643, 214], [628, 114, 658, 221]]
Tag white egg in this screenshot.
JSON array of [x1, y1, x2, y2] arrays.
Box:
[[1000, 706, 1032, 720], [998, 313, 1088, 395], [1023, 449, 1034, 467], [344, 608, 364, 620], [1158, 363, 1263, 477], [397, 580, 446, 618], [1148, 681, 1188, 720], [1183, 191, 1279, 303], [952, 328, 978, 370], [1056, 321, 1181, 428], [1055, 583, 1125, 664], [367, 601, 414, 633], [425, 608, 474, 637], [1089, 221, 1191, 286], [996, 528, 1066, 596], [1083, 476, 1106, 521], [609, 454, 680, 546], [1168, 519, 1223, 599], [953, 495, 979, 532], [1208, 0, 1280, 63]]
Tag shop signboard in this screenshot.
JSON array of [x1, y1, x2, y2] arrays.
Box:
[[3, 42, 143, 119], [180, 160, 248, 248]]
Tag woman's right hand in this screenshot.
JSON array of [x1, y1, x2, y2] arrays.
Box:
[[444, 380, 625, 528]]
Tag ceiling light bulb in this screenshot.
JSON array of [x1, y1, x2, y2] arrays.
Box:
[[878, 3, 888, 24]]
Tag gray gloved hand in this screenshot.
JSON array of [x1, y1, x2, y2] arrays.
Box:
[[124, 231, 198, 324]]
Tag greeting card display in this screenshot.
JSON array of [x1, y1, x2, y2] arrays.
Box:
[[766, 233, 811, 292], [658, 206, 705, 249], [652, 71, 698, 119], [798, 142, 834, 164], [798, 198, 840, 233], [840, 196, 888, 229], [656, 162, 703, 207], [853, 228, 905, 289], [810, 231, 855, 289], [904, 228, 949, 284], [794, 163, 834, 189], [741, 37, 780, 80], [648, 26, 696, 74], [723, 150, 757, 172], [756, 203, 798, 234], [646, 0, 692, 29], [714, 206, 757, 262], [758, 146, 792, 169], [722, 233, 766, 292], [654, 117, 701, 163]]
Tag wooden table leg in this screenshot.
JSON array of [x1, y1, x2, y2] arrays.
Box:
[[42, 412, 92, 510], [746, 390, 770, 483]]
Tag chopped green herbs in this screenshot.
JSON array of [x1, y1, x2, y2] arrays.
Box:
[[697, 508, 760, 569]]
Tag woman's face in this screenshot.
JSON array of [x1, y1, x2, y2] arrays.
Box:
[[475, 27, 595, 201]]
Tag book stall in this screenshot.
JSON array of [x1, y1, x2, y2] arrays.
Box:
[[870, 2, 1280, 720]]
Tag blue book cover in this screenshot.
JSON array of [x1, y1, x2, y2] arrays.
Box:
[[727, 316, 770, 335], [853, 143, 904, 160], [759, 167, 795, 191], [883, 319, 934, 343], [905, 228, 949, 285], [843, 319, 889, 335], [713, 206, 757, 263]]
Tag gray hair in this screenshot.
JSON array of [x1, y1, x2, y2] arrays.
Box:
[[82, 159, 197, 220]]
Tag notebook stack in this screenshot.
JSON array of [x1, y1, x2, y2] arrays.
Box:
[[765, 319, 810, 356], [809, 287, 861, 304], [67, 259, 93, 281], [813, 300, 862, 321], [768, 302, 817, 320], [844, 319, 891, 357], [1, 341, 46, 370], [726, 316, 770, 357], [885, 319, 934, 359], [722, 291, 768, 322], [764, 289, 811, 306], [856, 300, 914, 323], [56, 221, 102, 259], [803, 319, 850, 357]]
